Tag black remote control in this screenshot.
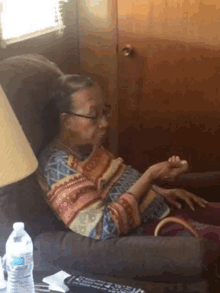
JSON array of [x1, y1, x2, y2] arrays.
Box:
[[64, 275, 145, 293]]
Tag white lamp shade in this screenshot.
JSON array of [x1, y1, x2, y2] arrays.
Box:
[[0, 85, 38, 186]]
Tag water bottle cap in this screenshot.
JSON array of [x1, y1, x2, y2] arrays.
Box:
[[13, 222, 24, 230]]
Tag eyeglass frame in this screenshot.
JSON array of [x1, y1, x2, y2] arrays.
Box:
[[63, 103, 111, 120]]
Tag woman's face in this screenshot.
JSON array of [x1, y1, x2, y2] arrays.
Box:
[[62, 83, 109, 146]]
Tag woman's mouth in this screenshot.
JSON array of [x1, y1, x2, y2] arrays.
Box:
[[98, 131, 106, 137]]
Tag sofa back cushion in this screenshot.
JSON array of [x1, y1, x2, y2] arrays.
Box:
[[0, 54, 68, 252], [0, 54, 63, 154]]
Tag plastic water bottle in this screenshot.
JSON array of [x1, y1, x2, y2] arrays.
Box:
[[0, 257, 6, 291], [5, 222, 34, 293]]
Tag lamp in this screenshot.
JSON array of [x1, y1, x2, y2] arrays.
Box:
[[0, 85, 38, 186]]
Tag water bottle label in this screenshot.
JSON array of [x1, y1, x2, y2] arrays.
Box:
[[8, 253, 32, 268], [10, 256, 24, 266]]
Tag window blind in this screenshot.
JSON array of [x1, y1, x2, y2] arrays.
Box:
[[0, 0, 68, 46]]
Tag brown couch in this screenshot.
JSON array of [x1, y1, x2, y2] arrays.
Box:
[[0, 54, 220, 293]]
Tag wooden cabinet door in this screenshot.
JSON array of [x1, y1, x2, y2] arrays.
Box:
[[118, 0, 220, 173]]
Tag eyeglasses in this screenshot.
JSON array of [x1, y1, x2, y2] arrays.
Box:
[[64, 103, 111, 120]]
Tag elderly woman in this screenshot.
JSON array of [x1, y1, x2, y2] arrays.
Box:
[[37, 74, 220, 243]]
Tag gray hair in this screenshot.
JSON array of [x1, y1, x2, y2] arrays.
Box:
[[42, 74, 97, 147], [51, 74, 96, 114]]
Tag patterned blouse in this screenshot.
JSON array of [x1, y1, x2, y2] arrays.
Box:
[[37, 142, 170, 241]]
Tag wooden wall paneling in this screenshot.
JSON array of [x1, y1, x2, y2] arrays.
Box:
[[78, 0, 118, 155], [118, 0, 220, 173], [0, 0, 80, 74]]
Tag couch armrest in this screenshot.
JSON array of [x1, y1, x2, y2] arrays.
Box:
[[33, 231, 219, 283], [158, 172, 220, 188], [155, 172, 220, 201]]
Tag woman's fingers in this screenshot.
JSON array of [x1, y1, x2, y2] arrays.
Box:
[[175, 189, 208, 210], [168, 156, 177, 162], [168, 160, 189, 177], [159, 187, 208, 210], [168, 159, 188, 168], [154, 187, 182, 209], [168, 155, 182, 163], [183, 196, 195, 211], [154, 184, 209, 211], [163, 194, 182, 209], [184, 190, 208, 208], [176, 156, 180, 162], [192, 197, 206, 208], [170, 189, 195, 211]]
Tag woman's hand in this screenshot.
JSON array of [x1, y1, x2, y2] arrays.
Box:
[[128, 156, 189, 203], [148, 156, 189, 181], [152, 185, 208, 211]]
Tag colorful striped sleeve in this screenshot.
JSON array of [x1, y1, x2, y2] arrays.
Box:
[[47, 173, 141, 240], [42, 151, 141, 240]]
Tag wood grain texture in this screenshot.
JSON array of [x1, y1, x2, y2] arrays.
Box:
[[118, 0, 220, 173]]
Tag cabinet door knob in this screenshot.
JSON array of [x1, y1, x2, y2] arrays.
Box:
[[122, 45, 133, 57]]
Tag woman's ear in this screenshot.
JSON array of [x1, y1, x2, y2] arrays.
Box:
[[60, 113, 70, 130]]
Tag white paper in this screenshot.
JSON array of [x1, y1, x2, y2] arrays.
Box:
[[42, 270, 71, 292]]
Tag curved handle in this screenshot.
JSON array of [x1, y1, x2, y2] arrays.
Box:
[[154, 216, 199, 238], [122, 44, 133, 57]]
